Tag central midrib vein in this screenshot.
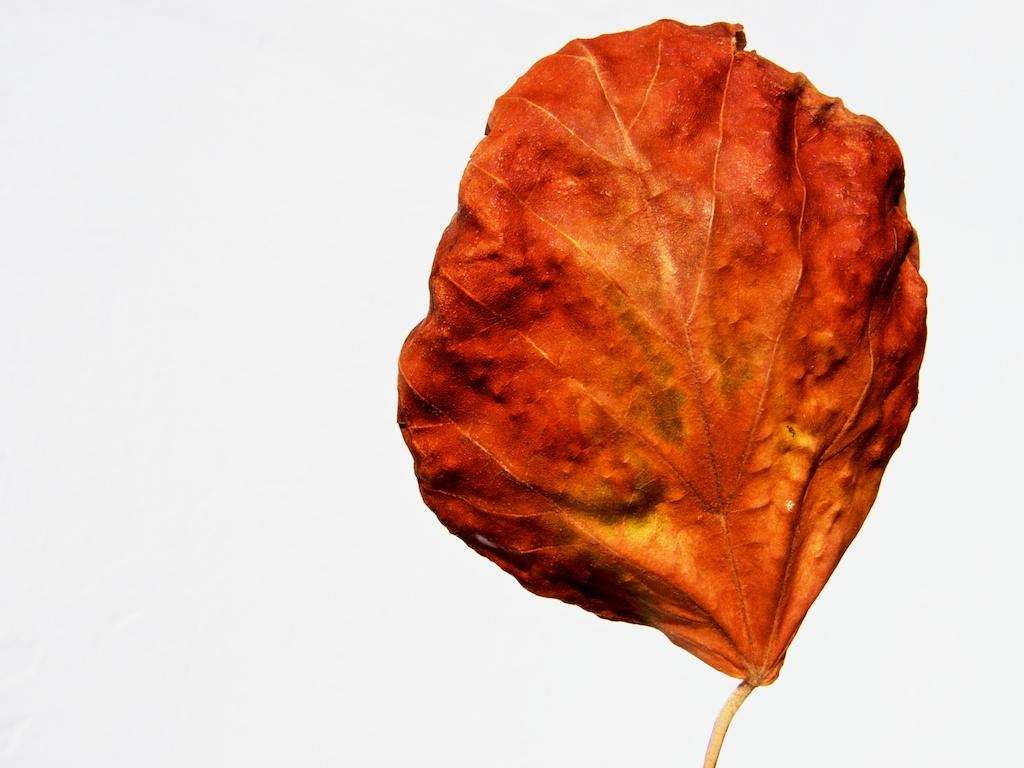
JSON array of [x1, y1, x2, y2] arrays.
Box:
[[576, 37, 755, 662]]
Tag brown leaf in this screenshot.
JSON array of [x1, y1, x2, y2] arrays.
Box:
[[398, 19, 926, 685]]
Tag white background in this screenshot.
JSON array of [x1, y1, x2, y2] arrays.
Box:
[[1, 1, 1020, 766]]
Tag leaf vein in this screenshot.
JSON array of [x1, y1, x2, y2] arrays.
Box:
[[759, 214, 910, 675], [499, 95, 625, 168], [722, 79, 808, 515], [626, 38, 663, 134]]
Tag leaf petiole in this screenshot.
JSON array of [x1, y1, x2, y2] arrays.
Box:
[[702, 680, 755, 768]]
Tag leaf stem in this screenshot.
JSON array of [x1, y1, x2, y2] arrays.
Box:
[[702, 680, 755, 768]]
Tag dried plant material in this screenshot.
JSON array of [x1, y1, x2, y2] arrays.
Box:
[[398, 17, 925, 750]]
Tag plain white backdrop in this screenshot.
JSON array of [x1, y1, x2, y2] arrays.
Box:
[[1, 1, 1021, 765]]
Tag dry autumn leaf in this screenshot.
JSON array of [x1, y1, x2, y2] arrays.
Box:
[[398, 19, 925, 764]]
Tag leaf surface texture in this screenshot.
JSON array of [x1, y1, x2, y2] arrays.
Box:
[[398, 20, 926, 683]]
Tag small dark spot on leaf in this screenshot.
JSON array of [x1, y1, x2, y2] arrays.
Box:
[[651, 389, 685, 442]]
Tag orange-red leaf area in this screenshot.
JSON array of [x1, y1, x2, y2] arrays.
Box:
[[398, 20, 926, 685]]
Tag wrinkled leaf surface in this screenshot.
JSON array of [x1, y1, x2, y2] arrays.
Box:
[[398, 20, 926, 684]]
